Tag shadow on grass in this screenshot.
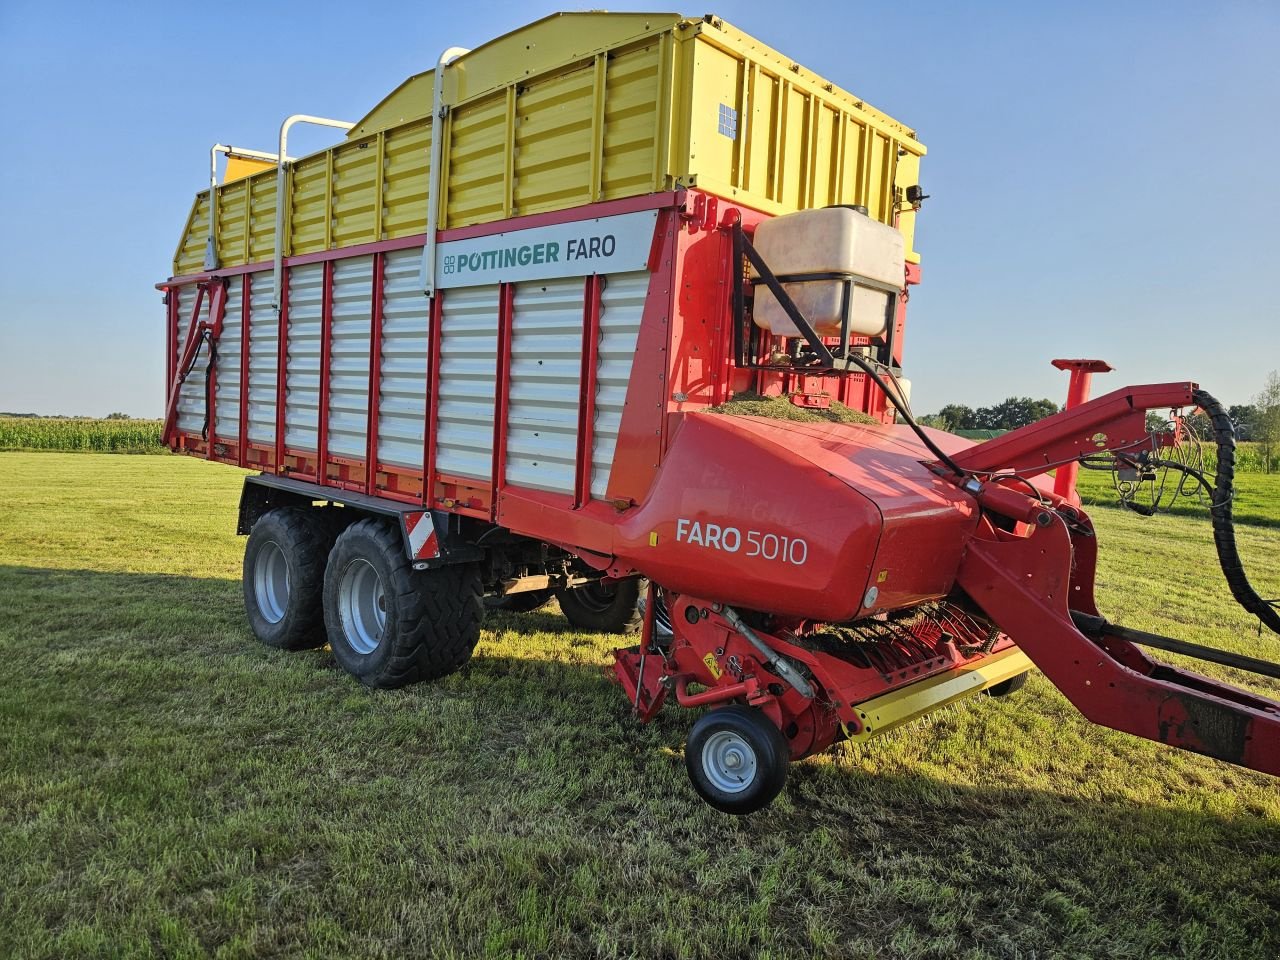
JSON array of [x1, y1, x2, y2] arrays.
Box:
[[4, 563, 1278, 814], [4, 564, 1279, 957]]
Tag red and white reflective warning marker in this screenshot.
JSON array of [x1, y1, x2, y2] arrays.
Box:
[[403, 512, 440, 561]]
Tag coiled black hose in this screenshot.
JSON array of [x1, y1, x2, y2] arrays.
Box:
[[1193, 388, 1280, 635]]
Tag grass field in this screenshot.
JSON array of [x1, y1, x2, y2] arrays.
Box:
[[1, 453, 1278, 959]]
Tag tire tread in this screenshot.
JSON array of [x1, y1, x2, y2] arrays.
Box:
[[326, 518, 483, 688]]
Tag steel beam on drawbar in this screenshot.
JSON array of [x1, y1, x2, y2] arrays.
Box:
[[1072, 611, 1280, 681]]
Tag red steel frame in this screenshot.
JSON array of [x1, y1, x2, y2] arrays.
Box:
[[491, 282, 515, 497], [316, 259, 335, 484], [365, 253, 386, 496], [423, 292, 444, 508], [237, 275, 251, 464], [573, 275, 602, 509]]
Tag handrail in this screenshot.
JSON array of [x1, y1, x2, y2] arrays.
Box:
[[421, 46, 471, 298], [271, 115, 356, 312], [204, 144, 285, 270]]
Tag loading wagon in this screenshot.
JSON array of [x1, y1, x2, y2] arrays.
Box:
[[160, 12, 1280, 812]]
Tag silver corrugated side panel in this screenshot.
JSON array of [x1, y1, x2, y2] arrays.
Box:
[[326, 256, 373, 460], [246, 271, 278, 445], [591, 271, 648, 498], [175, 284, 210, 436], [376, 249, 428, 470], [213, 278, 243, 441], [505, 277, 584, 494], [284, 263, 325, 452], [436, 284, 500, 481]]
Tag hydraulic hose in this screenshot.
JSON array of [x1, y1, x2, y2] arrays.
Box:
[[838, 350, 969, 479], [1193, 388, 1280, 635]]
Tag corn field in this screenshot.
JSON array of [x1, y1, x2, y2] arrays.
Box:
[[0, 418, 164, 453], [0, 416, 1274, 470]]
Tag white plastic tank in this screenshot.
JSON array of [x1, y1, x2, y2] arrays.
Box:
[[750, 206, 905, 339]]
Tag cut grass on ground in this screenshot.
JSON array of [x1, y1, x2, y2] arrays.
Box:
[[1, 453, 1278, 959]]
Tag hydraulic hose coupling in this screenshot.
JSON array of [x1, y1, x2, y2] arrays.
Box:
[[713, 603, 816, 699]]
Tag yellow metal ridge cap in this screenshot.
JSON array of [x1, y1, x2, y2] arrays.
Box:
[[347, 11, 686, 139], [691, 14, 926, 155]]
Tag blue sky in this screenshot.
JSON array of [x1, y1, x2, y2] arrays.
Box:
[[1, 1, 1276, 417]]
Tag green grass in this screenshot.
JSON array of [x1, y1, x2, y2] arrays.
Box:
[[1076, 463, 1280, 528], [0, 417, 165, 454], [1, 453, 1278, 959]]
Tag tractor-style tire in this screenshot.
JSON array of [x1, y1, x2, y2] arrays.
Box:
[[685, 705, 790, 815], [485, 588, 554, 614], [243, 507, 335, 650], [986, 671, 1030, 698], [557, 577, 645, 634], [323, 518, 483, 688]]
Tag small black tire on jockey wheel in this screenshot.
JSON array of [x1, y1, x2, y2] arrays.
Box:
[[557, 577, 646, 634], [323, 517, 483, 688], [242, 506, 336, 650], [685, 705, 791, 814], [986, 671, 1030, 698]]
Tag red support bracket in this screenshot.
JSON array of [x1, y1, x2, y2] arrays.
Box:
[[1050, 358, 1114, 501], [573, 275, 603, 509], [316, 260, 336, 483], [161, 279, 227, 447], [237, 275, 251, 464], [274, 277, 290, 473], [365, 253, 386, 496], [492, 283, 515, 501], [423, 293, 444, 507]]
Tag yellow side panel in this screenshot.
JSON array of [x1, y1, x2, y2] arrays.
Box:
[[778, 85, 808, 211], [346, 12, 683, 140], [686, 41, 742, 191], [445, 92, 507, 228], [168, 15, 928, 274], [289, 155, 328, 254], [743, 69, 777, 200], [895, 152, 921, 264], [175, 194, 208, 276], [223, 155, 274, 185], [248, 172, 278, 262], [216, 180, 248, 263], [678, 27, 923, 262], [810, 102, 839, 209], [513, 63, 595, 217], [601, 40, 664, 199], [348, 73, 434, 140], [332, 137, 378, 248], [383, 119, 430, 239]]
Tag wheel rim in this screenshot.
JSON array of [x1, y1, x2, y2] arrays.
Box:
[[338, 558, 387, 655], [701, 729, 758, 794], [253, 541, 291, 624], [575, 581, 619, 613]]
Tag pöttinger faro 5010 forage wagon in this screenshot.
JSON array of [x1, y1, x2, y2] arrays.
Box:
[[160, 12, 1280, 812]]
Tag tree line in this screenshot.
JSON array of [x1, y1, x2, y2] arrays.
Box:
[[919, 397, 1060, 432]]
